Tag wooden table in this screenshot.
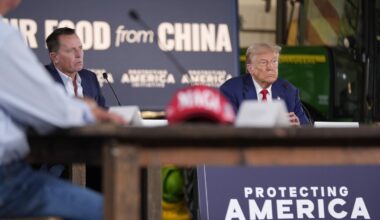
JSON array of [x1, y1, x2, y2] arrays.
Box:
[[28, 124, 380, 220]]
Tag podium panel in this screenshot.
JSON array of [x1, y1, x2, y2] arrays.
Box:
[[197, 165, 378, 220]]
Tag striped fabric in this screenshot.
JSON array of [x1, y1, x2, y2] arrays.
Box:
[[306, 0, 344, 46], [287, 0, 354, 46]]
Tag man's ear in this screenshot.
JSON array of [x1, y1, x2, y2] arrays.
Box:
[[246, 64, 253, 74], [49, 52, 58, 64]]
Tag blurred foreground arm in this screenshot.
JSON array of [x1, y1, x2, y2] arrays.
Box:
[[81, 97, 127, 124], [0, 26, 125, 134]]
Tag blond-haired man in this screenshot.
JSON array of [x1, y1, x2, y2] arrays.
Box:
[[220, 43, 310, 125]]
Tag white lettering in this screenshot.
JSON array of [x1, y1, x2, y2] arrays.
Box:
[[277, 200, 293, 219], [351, 197, 370, 219], [175, 23, 191, 51], [167, 74, 175, 84], [76, 20, 93, 50], [328, 198, 347, 219], [318, 199, 325, 218], [3, 18, 38, 48], [255, 187, 264, 198], [45, 19, 111, 50], [200, 23, 215, 52], [121, 69, 175, 88], [115, 25, 154, 47], [57, 19, 75, 29], [289, 187, 297, 198], [215, 24, 232, 52], [236, 186, 370, 219], [327, 186, 337, 197], [249, 200, 273, 220], [192, 23, 200, 51], [244, 187, 253, 198], [296, 199, 314, 218], [18, 19, 38, 48], [310, 186, 319, 197], [93, 21, 111, 50], [158, 22, 232, 52], [225, 199, 246, 220], [340, 186, 349, 197], [278, 187, 286, 198], [158, 22, 174, 51], [300, 187, 309, 197], [177, 89, 221, 113], [267, 187, 276, 198], [45, 20, 59, 40]]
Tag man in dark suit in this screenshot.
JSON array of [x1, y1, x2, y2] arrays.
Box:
[[220, 43, 309, 126], [44, 27, 106, 187], [45, 27, 106, 108]]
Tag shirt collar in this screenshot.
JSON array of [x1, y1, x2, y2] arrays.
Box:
[[251, 75, 272, 97], [56, 68, 81, 85]]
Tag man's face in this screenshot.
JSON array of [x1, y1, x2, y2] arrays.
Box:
[[50, 34, 84, 75], [247, 50, 279, 88]]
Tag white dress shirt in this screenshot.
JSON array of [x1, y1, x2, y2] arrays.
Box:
[[251, 76, 272, 102], [0, 15, 94, 165], [56, 68, 84, 97]]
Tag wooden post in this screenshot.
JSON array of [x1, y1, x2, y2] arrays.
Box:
[[147, 166, 162, 220], [104, 142, 140, 220], [69, 163, 86, 186]]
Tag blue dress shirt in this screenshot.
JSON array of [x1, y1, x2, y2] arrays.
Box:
[[0, 16, 95, 165]]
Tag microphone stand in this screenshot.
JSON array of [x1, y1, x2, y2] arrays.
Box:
[[103, 72, 122, 106]]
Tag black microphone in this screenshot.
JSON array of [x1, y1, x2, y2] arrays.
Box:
[[128, 10, 140, 22], [301, 102, 314, 126], [102, 72, 121, 106], [127, 9, 188, 76]]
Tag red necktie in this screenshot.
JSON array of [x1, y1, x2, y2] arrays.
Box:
[[260, 89, 268, 101], [73, 74, 78, 97]]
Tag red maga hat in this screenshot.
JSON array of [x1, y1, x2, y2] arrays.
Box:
[[166, 85, 235, 124]]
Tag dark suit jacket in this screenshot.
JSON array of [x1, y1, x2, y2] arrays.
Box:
[[220, 74, 310, 125], [45, 63, 106, 108]]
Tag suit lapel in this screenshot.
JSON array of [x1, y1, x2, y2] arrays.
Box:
[[272, 81, 281, 101], [48, 63, 65, 86], [243, 74, 257, 100], [272, 80, 286, 102], [79, 71, 90, 97]]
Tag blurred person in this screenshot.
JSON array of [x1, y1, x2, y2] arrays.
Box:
[[0, 0, 125, 219], [220, 43, 310, 126]]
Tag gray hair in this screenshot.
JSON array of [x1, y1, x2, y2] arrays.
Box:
[[245, 43, 282, 65]]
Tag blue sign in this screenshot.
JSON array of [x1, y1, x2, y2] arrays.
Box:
[[197, 166, 378, 220], [6, 0, 239, 110]]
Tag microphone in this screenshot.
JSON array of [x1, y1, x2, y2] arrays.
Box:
[[301, 102, 314, 126], [128, 10, 140, 22], [102, 72, 121, 106], [127, 9, 188, 76]]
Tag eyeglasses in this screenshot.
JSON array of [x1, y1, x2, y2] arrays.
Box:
[[256, 59, 279, 67]]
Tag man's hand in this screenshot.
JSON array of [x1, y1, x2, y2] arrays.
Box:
[[91, 106, 127, 124], [288, 112, 300, 126], [82, 98, 127, 124]]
